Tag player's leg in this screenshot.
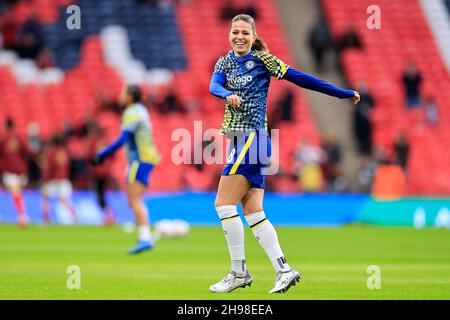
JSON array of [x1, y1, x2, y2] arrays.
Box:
[[210, 174, 253, 293], [3, 173, 28, 227], [95, 177, 114, 226], [126, 162, 154, 254], [242, 188, 301, 293], [126, 180, 153, 254], [41, 185, 51, 224], [58, 180, 77, 224]]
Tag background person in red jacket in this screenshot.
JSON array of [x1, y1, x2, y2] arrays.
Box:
[[0, 117, 35, 227], [41, 134, 76, 224]]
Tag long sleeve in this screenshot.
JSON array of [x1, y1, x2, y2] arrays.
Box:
[[209, 73, 234, 99], [97, 130, 132, 159], [283, 68, 354, 99]]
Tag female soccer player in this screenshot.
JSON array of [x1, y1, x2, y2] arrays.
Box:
[[41, 135, 76, 224], [209, 14, 360, 293], [0, 117, 35, 228], [92, 85, 160, 254]]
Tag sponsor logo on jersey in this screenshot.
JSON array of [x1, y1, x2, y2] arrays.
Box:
[[228, 75, 253, 86]]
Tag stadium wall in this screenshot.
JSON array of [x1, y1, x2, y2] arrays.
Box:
[[1, 192, 449, 227]]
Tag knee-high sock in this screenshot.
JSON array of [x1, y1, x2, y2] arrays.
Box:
[[245, 211, 291, 273], [13, 194, 26, 216], [216, 205, 247, 274]]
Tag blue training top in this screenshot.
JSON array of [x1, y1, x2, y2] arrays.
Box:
[[210, 50, 355, 134]]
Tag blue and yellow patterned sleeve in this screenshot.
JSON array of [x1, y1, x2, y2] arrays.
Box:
[[252, 51, 289, 80], [213, 56, 227, 75], [121, 109, 140, 133]]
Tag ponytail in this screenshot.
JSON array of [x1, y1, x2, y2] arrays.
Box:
[[252, 37, 268, 52]]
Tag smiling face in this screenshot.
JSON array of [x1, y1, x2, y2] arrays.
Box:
[[229, 20, 256, 56]]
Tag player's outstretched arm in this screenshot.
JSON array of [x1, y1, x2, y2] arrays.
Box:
[[92, 130, 132, 165], [283, 68, 360, 104]]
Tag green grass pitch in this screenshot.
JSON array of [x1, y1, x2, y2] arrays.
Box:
[[1, 224, 450, 300]]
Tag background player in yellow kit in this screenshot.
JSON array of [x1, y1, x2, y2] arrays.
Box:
[[92, 85, 160, 254]]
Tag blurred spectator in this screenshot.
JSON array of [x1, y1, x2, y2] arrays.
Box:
[[16, 13, 44, 59], [337, 24, 362, 52], [102, 97, 123, 114], [0, 0, 17, 11], [165, 88, 180, 112], [321, 132, 346, 192], [84, 123, 116, 225], [27, 122, 41, 152], [308, 17, 332, 72], [220, 0, 236, 21], [62, 119, 74, 140], [270, 89, 294, 127], [36, 47, 55, 69], [136, 0, 160, 5], [20, 13, 43, 44], [63, 115, 96, 139], [0, 10, 17, 50], [279, 88, 294, 122], [68, 138, 89, 189], [402, 62, 422, 108], [294, 139, 323, 192], [393, 132, 410, 172], [352, 83, 374, 157], [336, 24, 362, 70], [41, 135, 76, 224], [159, 87, 185, 113], [240, 0, 259, 20], [27, 122, 42, 187], [0, 117, 36, 227], [424, 96, 439, 127], [358, 147, 384, 192], [371, 157, 405, 200]]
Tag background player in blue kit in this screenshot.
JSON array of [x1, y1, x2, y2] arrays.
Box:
[[92, 85, 161, 255], [209, 14, 360, 293]]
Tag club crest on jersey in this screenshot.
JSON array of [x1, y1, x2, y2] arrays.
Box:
[[245, 60, 255, 70]]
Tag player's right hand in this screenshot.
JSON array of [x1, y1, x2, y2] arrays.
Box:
[[226, 94, 242, 107], [91, 155, 104, 166], [352, 91, 361, 104]]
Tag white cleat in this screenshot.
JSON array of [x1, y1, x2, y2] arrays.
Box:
[[269, 269, 301, 293], [209, 270, 253, 293]]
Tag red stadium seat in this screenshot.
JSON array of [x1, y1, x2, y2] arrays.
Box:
[[323, 0, 450, 195]]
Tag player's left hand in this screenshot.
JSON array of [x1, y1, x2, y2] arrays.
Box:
[[352, 91, 360, 104]]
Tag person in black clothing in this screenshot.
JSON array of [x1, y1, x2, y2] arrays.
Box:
[[220, 0, 237, 21], [393, 132, 410, 172], [402, 62, 422, 108], [308, 17, 332, 72], [352, 83, 374, 157], [16, 13, 44, 59], [321, 133, 343, 192], [26, 122, 42, 187], [337, 24, 362, 51], [336, 24, 362, 70], [241, 0, 259, 20]]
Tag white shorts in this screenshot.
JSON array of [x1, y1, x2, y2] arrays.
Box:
[[42, 180, 73, 198], [2, 172, 28, 189]]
